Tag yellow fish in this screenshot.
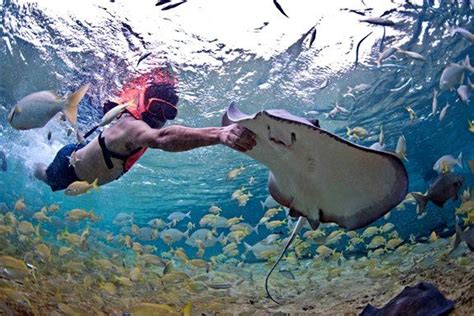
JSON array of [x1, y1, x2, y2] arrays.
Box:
[[346, 126, 368, 140], [227, 165, 245, 180], [65, 178, 99, 196], [14, 199, 26, 211], [468, 120, 474, 133]]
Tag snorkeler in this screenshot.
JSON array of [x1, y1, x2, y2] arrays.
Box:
[[33, 69, 256, 192]]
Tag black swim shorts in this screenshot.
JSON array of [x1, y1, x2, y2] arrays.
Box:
[[45, 143, 85, 191]]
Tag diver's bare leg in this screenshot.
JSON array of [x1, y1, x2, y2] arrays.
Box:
[[33, 163, 48, 183]]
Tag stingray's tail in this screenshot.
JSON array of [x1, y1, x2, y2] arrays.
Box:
[[265, 216, 307, 305]]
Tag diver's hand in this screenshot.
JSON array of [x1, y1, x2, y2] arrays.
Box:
[[219, 124, 256, 152]]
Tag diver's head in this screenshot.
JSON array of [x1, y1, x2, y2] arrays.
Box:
[[139, 82, 179, 128]]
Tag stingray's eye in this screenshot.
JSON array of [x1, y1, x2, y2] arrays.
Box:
[[291, 132, 296, 142], [267, 125, 270, 131]]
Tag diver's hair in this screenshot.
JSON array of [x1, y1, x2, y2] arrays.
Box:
[[144, 83, 179, 106]]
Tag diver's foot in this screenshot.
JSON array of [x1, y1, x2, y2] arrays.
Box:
[[33, 163, 48, 182]]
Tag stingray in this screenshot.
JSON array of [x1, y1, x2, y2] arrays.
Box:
[[360, 282, 455, 316], [222, 103, 408, 304]]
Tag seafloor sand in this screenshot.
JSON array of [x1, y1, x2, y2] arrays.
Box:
[[1, 234, 472, 315]]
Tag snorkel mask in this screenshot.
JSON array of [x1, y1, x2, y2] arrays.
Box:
[[136, 85, 178, 128], [121, 68, 179, 127]]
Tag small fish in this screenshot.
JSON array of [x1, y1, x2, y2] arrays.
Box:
[[395, 47, 426, 62], [439, 103, 450, 121], [8, 84, 89, 130], [206, 283, 232, 290], [347, 83, 372, 94], [273, 0, 288, 18], [64, 178, 99, 196], [395, 135, 407, 161], [14, 199, 26, 211], [227, 165, 245, 180], [376, 47, 397, 67], [279, 268, 296, 280], [439, 55, 473, 91], [0, 151, 6, 171], [433, 153, 462, 174], [355, 31, 373, 68], [317, 78, 329, 90], [325, 103, 350, 118], [446, 26, 474, 43], [261, 195, 280, 209], [457, 82, 471, 103], [360, 17, 396, 26], [468, 120, 474, 133], [346, 126, 368, 141], [362, 226, 380, 239], [260, 233, 282, 245], [208, 205, 222, 214], [411, 173, 464, 214], [431, 89, 438, 116], [167, 211, 191, 226], [160, 228, 189, 245], [405, 106, 417, 121], [137, 52, 152, 66], [161, 0, 187, 11], [308, 27, 317, 48], [99, 102, 129, 127], [378, 125, 384, 145]]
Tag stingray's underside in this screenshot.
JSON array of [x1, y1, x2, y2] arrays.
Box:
[[222, 103, 408, 230]]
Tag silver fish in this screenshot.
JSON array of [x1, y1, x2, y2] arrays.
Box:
[[317, 78, 328, 90], [160, 228, 189, 244], [137, 227, 159, 241], [279, 268, 296, 280], [243, 241, 278, 259], [432, 89, 438, 116], [8, 84, 89, 130], [439, 102, 450, 121], [99, 102, 129, 126], [447, 26, 474, 43], [113, 212, 133, 226], [167, 211, 191, 225], [261, 195, 280, 209], [433, 153, 462, 174], [395, 47, 426, 61], [206, 283, 232, 290], [457, 84, 471, 103], [376, 47, 397, 67], [439, 55, 473, 91]]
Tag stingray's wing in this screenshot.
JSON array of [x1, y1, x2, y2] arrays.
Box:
[[223, 103, 408, 230]]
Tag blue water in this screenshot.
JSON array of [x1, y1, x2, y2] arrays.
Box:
[[0, 0, 473, 314]]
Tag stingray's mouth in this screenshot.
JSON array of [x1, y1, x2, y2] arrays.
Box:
[[267, 125, 296, 148]]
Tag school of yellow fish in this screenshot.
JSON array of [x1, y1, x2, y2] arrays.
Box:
[[0, 162, 473, 314]]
